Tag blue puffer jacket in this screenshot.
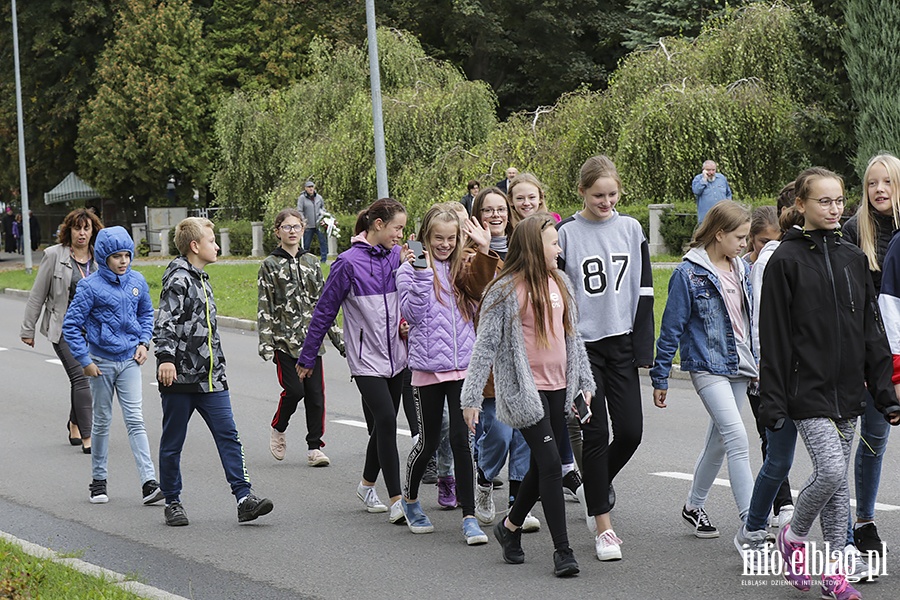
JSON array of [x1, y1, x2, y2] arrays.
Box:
[[63, 226, 154, 367]]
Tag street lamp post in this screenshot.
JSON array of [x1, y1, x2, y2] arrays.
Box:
[[11, 0, 33, 272], [365, 0, 388, 199]]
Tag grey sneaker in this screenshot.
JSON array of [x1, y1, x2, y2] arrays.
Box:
[[475, 483, 495, 524], [734, 524, 774, 574], [843, 544, 877, 583], [165, 502, 189, 526], [356, 483, 388, 513]]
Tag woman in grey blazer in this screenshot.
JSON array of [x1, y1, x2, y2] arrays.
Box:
[[21, 208, 103, 453]]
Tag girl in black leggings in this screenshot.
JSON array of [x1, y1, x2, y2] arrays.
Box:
[[462, 215, 596, 577]]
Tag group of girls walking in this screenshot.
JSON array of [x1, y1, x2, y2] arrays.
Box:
[[652, 162, 900, 600]]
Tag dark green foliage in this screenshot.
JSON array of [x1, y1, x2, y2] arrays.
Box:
[[659, 203, 698, 254], [623, 0, 734, 49], [843, 0, 900, 173]]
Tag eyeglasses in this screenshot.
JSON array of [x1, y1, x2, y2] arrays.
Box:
[[279, 224, 304, 232], [480, 207, 508, 216], [810, 196, 845, 208]]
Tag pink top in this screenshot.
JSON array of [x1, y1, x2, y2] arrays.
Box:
[[715, 264, 746, 341], [517, 277, 567, 390], [411, 369, 467, 387]]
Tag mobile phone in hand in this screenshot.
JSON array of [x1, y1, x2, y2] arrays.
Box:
[[408, 239, 427, 269], [573, 391, 591, 424]]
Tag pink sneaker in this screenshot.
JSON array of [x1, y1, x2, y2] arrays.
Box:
[[777, 524, 812, 591], [820, 573, 861, 600], [437, 475, 457, 509]]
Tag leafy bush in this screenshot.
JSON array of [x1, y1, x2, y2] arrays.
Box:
[[214, 219, 253, 256]]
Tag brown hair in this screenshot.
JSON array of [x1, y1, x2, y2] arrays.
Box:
[[778, 205, 805, 232], [57, 208, 104, 247], [470, 186, 513, 241], [690, 200, 751, 248], [776, 181, 796, 214], [749, 206, 778, 239], [793, 167, 843, 205], [354, 198, 406, 235], [274, 207, 306, 230], [578, 155, 623, 194], [481, 214, 573, 348]]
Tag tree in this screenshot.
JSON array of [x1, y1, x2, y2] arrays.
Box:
[[843, 0, 900, 171], [0, 1, 115, 206], [76, 0, 212, 202], [622, 0, 736, 49]]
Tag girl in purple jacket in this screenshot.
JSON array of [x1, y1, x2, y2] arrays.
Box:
[[297, 198, 413, 524], [397, 203, 488, 545]]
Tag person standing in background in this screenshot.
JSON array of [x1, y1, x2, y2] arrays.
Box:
[[297, 181, 328, 263], [496, 167, 518, 194], [461, 180, 480, 216], [692, 160, 733, 224]]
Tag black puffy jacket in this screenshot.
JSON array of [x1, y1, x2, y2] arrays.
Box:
[[758, 227, 898, 429]]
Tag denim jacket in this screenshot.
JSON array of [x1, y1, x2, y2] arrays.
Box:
[[650, 247, 754, 389]]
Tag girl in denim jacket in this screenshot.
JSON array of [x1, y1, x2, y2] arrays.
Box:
[[650, 201, 757, 539], [397, 203, 487, 545]]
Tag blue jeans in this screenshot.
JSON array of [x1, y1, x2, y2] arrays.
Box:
[[159, 390, 251, 503], [303, 227, 328, 262], [476, 398, 530, 481], [688, 374, 753, 521], [746, 418, 798, 531], [846, 391, 892, 544], [88, 356, 156, 484]]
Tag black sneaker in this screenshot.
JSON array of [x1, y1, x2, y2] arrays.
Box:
[[492, 477, 504, 489], [854, 523, 888, 556], [142, 480, 164, 505], [682, 504, 719, 538], [562, 470, 583, 502], [89, 479, 108, 504], [493, 519, 525, 564], [553, 546, 580, 577], [422, 455, 438, 484], [237, 493, 274, 523], [165, 502, 189, 526]]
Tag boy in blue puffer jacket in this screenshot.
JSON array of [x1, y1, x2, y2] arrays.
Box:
[[62, 226, 163, 506]]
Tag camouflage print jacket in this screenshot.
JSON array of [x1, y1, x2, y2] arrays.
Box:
[[257, 247, 345, 362], [153, 256, 228, 393]]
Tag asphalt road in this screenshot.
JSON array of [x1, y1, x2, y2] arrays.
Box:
[[1, 293, 899, 600]]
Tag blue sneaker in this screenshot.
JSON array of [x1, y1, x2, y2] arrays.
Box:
[[462, 517, 488, 545], [402, 499, 434, 534]]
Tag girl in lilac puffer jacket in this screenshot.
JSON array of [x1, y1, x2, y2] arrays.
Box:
[[396, 203, 488, 545]]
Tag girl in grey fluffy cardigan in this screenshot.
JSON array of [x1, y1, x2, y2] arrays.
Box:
[[461, 214, 595, 576]]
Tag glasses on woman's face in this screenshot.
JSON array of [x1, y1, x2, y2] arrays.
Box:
[[810, 196, 845, 208], [279, 224, 304, 233], [480, 207, 508, 216]]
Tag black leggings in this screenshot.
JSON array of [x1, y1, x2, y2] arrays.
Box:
[[405, 380, 475, 515], [509, 389, 569, 551], [400, 368, 418, 438], [582, 334, 643, 517], [54, 338, 93, 439], [271, 351, 326, 450], [357, 373, 404, 498]]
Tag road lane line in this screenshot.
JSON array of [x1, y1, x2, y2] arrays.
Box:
[[332, 418, 412, 437], [652, 471, 900, 512], [45, 358, 62, 365]]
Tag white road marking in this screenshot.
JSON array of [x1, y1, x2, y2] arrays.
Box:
[[332, 418, 412, 437], [0, 347, 8, 352], [45, 358, 62, 365], [652, 471, 900, 512]]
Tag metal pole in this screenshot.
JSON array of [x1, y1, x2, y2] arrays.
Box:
[[11, 0, 33, 272], [365, 0, 389, 199]]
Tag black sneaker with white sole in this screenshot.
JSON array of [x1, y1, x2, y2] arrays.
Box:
[[142, 480, 164, 505], [562, 470, 583, 502], [237, 493, 274, 523], [89, 479, 108, 504], [682, 504, 719, 538]]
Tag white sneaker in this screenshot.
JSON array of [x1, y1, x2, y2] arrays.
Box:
[[389, 499, 406, 524], [595, 529, 623, 561], [307, 449, 330, 467], [356, 483, 387, 513], [269, 428, 286, 461], [769, 506, 794, 529], [843, 544, 878, 583], [522, 512, 541, 533], [475, 484, 495, 524]]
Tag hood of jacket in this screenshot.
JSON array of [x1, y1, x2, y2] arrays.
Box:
[[683, 246, 746, 282], [94, 226, 135, 283], [162, 255, 207, 288]]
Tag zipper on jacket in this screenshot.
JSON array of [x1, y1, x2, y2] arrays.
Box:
[[201, 277, 214, 390], [844, 269, 855, 313], [822, 237, 843, 417]]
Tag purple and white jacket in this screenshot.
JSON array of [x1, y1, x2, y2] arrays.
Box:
[[298, 236, 407, 378], [397, 259, 476, 374]]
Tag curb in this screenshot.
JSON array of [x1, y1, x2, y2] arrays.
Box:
[[0, 530, 190, 600]]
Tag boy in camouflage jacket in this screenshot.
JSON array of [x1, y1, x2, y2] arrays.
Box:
[[258, 208, 344, 466]]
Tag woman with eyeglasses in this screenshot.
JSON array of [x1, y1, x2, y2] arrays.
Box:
[[760, 168, 900, 599], [257, 208, 345, 467]]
